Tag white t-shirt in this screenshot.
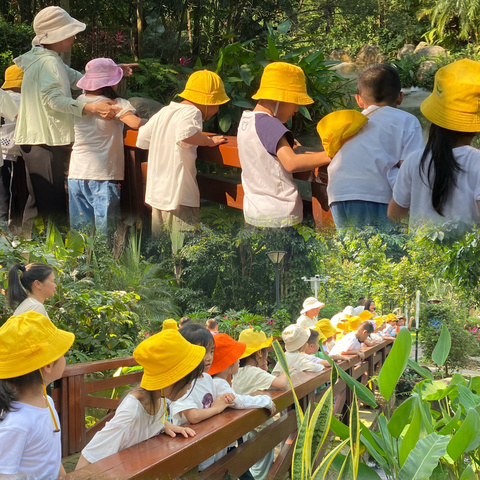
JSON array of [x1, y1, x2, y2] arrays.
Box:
[[327, 105, 424, 205], [81, 394, 166, 464], [137, 102, 202, 210], [232, 365, 276, 395], [1, 90, 21, 161], [69, 95, 135, 181], [0, 396, 61, 479], [392, 145, 480, 227], [237, 111, 303, 227], [14, 297, 49, 318], [296, 314, 317, 328], [329, 332, 362, 356], [271, 351, 325, 376]]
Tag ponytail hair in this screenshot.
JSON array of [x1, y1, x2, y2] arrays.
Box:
[[419, 124, 464, 216], [0, 370, 43, 421], [7, 263, 54, 309]]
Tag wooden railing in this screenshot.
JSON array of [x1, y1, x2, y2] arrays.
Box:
[[58, 341, 392, 479], [123, 130, 333, 229]]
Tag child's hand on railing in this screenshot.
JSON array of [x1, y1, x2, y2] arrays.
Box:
[[163, 421, 196, 438]]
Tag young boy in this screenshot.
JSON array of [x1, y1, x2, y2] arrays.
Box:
[[329, 320, 375, 361], [296, 296, 325, 328], [136, 70, 229, 234], [206, 318, 218, 335], [237, 62, 330, 228], [325, 64, 424, 229], [272, 324, 325, 376]]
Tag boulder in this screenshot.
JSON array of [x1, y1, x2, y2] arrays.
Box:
[[128, 97, 163, 119], [397, 44, 415, 59], [329, 48, 352, 62], [414, 44, 447, 58], [416, 60, 438, 83], [356, 45, 381, 65], [375, 54, 389, 64], [331, 62, 357, 79]]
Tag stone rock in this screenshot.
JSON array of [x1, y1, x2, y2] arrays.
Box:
[[331, 62, 357, 79], [397, 44, 415, 59], [414, 44, 447, 58], [329, 48, 352, 62], [128, 97, 163, 119], [375, 54, 389, 64], [356, 45, 381, 65], [416, 60, 438, 82]]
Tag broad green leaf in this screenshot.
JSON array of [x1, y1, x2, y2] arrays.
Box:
[[456, 384, 480, 412], [282, 46, 313, 60], [293, 403, 310, 479], [388, 396, 414, 438], [432, 324, 451, 366], [331, 454, 382, 480], [232, 99, 254, 109], [360, 426, 392, 477], [446, 408, 480, 461], [350, 392, 360, 478], [377, 414, 396, 467], [468, 375, 480, 394], [218, 113, 232, 133], [267, 36, 279, 60], [298, 105, 312, 120], [337, 451, 354, 480], [459, 465, 477, 480], [450, 373, 468, 387], [407, 359, 434, 381], [272, 341, 304, 426], [425, 384, 455, 401], [311, 439, 349, 480], [430, 464, 449, 480], [238, 64, 252, 86], [311, 387, 334, 462], [399, 403, 422, 466], [322, 354, 376, 407], [330, 415, 349, 440], [397, 433, 449, 480], [277, 19, 291, 34], [378, 328, 411, 401], [438, 407, 461, 435]]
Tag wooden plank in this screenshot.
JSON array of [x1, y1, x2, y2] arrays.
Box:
[[197, 174, 244, 210], [85, 372, 143, 394], [61, 357, 138, 377], [84, 396, 120, 410], [267, 431, 297, 480]]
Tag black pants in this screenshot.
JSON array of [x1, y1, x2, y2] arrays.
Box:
[[20, 144, 71, 226]]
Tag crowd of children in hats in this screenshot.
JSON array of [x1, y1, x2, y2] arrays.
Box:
[[0, 289, 407, 478], [1, 6, 479, 234]]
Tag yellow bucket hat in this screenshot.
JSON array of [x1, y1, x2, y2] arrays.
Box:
[[238, 328, 273, 359], [358, 310, 374, 321], [252, 62, 313, 105], [133, 329, 205, 390], [2, 65, 23, 90], [374, 316, 385, 327], [421, 59, 480, 133], [0, 311, 74, 379], [317, 110, 368, 157], [162, 318, 178, 330], [314, 319, 337, 339], [386, 313, 398, 322], [179, 70, 230, 106], [348, 316, 362, 330], [336, 320, 351, 333]]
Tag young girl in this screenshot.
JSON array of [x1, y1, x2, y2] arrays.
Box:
[[389, 59, 480, 229], [7, 262, 56, 318], [0, 311, 75, 479], [237, 62, 330, 228], [68, 57, 143, 236], [75, 321, 205, 469], [232, 328, 286, 480]]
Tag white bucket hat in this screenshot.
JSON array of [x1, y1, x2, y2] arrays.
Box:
[[32, 6, 86, 46], [300, 297, 325, 314], [282, 325, 310, 352]]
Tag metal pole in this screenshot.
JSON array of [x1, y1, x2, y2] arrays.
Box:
[[275, 263, 280, 310], [415, 329, 419, 362]]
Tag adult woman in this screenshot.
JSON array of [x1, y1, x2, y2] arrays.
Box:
[[14, 6, 119, 225], [7, 263, 56, 318], [364, 299, 377, 317]]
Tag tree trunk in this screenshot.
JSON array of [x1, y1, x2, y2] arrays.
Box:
[[136, 0, 144, 59]]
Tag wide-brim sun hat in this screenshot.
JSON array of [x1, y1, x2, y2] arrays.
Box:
[[208, 333, 246, 375], [336, 320, 351, 333], [178, 70, 230, 106], [133, 329, 205, 390], [314, 319, 337, 339], [358, 310, 374, 321], [77, 58, 123, 91], [421, 58, 480, 133], [282, 324, 310, 352], [300, 297, 325, 314], [252, 62, 313, 105], [239, 328, 273, 359], [2, 65, 23, 90], [32, 6, 86, 46], [0, 311, 74, 379], [317, 110, 368, 157]]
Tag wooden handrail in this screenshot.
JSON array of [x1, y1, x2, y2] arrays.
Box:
[[59, 341, 391, 478]]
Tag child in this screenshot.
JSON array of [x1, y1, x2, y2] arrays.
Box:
[[206, 317, 219, 335], [324, 64, 424, 229], [300, 328, 330, 368], [232, 327, 287, 480], [136, 70, 229, 234], [313, 318, 349, 362], [69, 58, 143, 236], [329, 320, 375, 361], [296, 296, 325, 328], [389, 59, 480, 229], [0, 311, 74, 479], [272, 324, 325, 376], [75, 321, 205, 468], [237, 62, 330, 228], [7, 262, 56, 318], [170, 325, 236, 471]]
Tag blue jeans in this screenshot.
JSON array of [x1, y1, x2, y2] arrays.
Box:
[[68, 179, 120, 235], [330, 200, 391, 229]]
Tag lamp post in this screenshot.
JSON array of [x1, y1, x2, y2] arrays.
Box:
[[267, 251, 286, 309]]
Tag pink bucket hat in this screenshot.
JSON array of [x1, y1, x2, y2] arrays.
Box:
[[77, 58, 123, 91]]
